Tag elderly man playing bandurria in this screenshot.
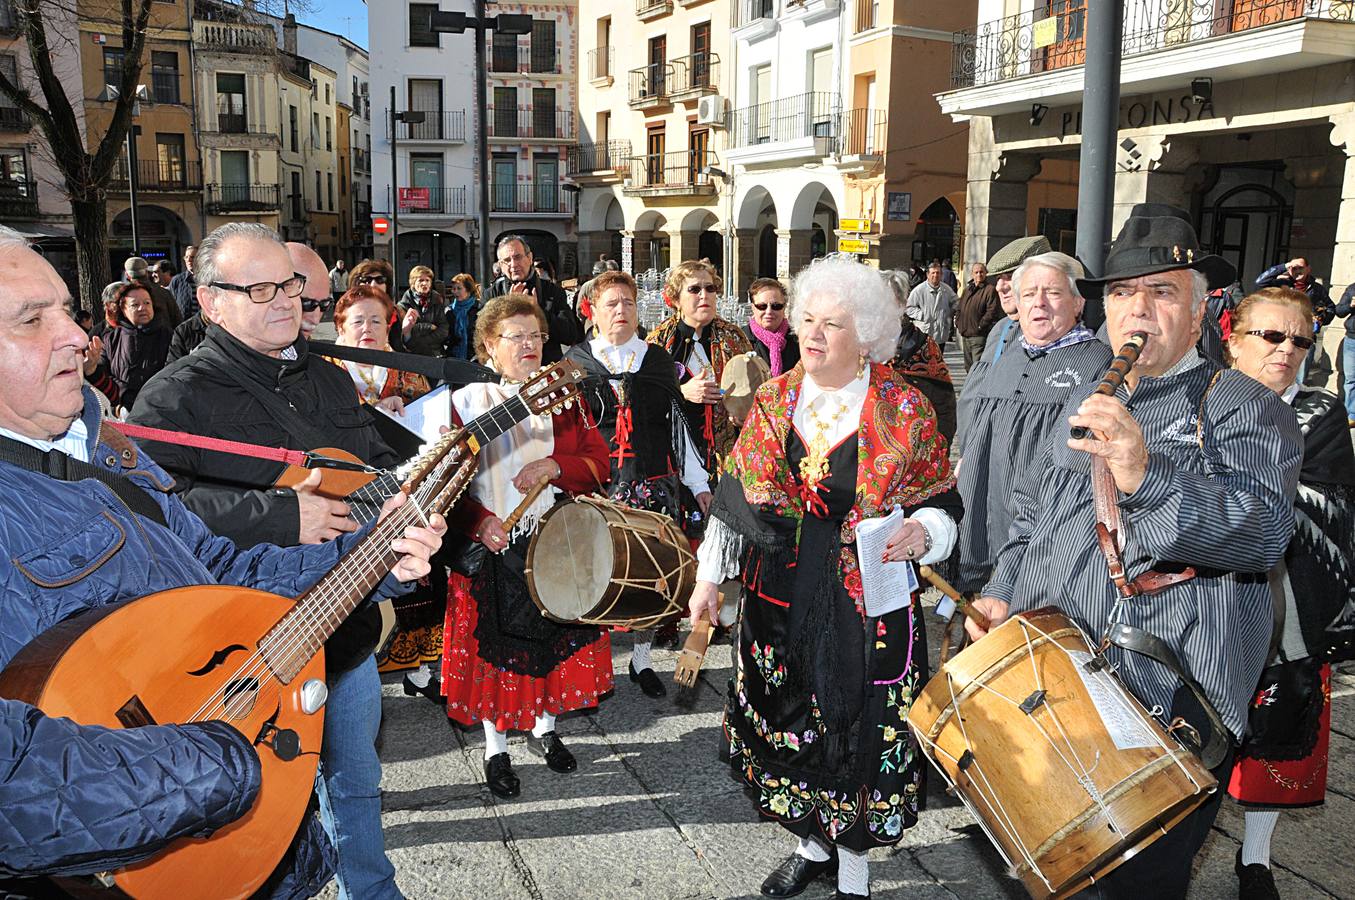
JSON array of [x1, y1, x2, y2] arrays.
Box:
[[953, 252, 1111, 595], [966, 204, 1303, 899], [130, 223, 413, 899], [0, 225, 442, 895]]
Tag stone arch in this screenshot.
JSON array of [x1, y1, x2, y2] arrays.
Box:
[[787, 181, 840, 231], [580, 190, 622, 232], [736, 185, 775, 230]]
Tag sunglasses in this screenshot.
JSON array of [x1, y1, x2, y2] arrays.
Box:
[[356, 274, 389, 285], [301, 298, 332, 313], [751, 302, 785, 312], [684, 284, 718, 295], [1245, 329, 1315, 351]]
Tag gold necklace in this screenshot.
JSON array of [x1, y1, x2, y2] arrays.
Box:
[[353, 364, 382, 402], [799, 393, 850, 492]]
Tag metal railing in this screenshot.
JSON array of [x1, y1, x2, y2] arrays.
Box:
[[489, 181, 576, 215], [486, 107, 574, 140], [839, 108, 887, 156], [588, 46, 614, 80], [628, 63, 673, 105], [206, 183, 281, 213], [629, 149, 713, 191], [0, 179, 37, 218], [209, 112, 273, 135], [670, 52, 719, 94], [194, 21, 276, 54], [151, 71, 180, 104], [489, 43, 562, 74], [727, 91, 838, 148], [396, 186, 468, 215], [0, 105, 29, 131], [568, 140, 632, 174], [353, 149, 371, 173], [637, 0, 673, 17], [854, 0, 878, 32], [732, 0, 776, 28], [952, 0, 1355, 89], [389, 109, 467, 142], [110, 159, 204, 192]]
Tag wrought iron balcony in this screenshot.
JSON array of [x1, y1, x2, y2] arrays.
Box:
[[0, 180, 37, 218], [625, 149, 716, 196], [194, 20, 277, 54], [588, 47, 614, 82], [0, 105, 30, 132], [637, 0, 673, 21], [353, 149, 371, 174], [110, 159, 204, 192], [628, 63, 673, 108], [727, 92, 838, 149], [489, 43, 562, 75], [396, 186, 469, 216], [838, 108, 886, 157], [206, 183, 280, 214], [669, 52, 719, 98], [486, 107, 574, 140], [568, 140, 632, 176], [951, 0, 1355, 89], [488, 181, 576, 216], [205, 113, 275, 136], [388, 110, 467, 142]]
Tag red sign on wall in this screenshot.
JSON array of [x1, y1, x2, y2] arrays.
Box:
[[398, 187, 429, 210]]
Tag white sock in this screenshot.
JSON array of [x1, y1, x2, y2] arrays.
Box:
[[483, 720, 508, 759], [405, 664, 433, 688], [837, 845, 869, 896], [632, 640, 653, 672], [794, 834, 831, 863], [1241, 809, 1280, 868], [532, 711, 556, 738]]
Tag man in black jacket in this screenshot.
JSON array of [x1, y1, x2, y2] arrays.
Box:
[[130, 223, 407, 899], [487, 234, 582, 362]]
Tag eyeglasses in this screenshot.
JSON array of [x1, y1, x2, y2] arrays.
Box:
[[300, 297, 332, 313], [355, 274, 389, 285], [685, 284, 718, 295], [1245, 329, 1315, 350], [497, 330, 546, 346], [209, 274, 307, 304], [751, 301, 785, 312]]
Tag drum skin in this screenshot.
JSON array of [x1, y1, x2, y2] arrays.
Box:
[[907, 607, 1216, 899], [525, 497, 695, 630]]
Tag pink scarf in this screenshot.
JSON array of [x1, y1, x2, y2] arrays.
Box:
[[748, 317, 789, 376]]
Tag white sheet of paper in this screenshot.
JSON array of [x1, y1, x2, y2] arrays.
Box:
[[376, 383, 452, 444], [1067, 650, 1158, 751], [854, 508, 919, 618]]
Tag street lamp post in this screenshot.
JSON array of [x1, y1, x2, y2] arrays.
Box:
[[428, 6, 534, 284], [389, 85, 425, 289]]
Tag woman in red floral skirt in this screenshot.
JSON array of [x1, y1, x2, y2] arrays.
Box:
[[441, 294, 613, 799]]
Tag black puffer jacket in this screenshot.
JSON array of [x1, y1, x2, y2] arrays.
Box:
[[129, 324, 398, 673], [488, 273, 583, 363], [397, 288, 450, 356]]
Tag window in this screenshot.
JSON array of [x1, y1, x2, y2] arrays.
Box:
[[325, 115, 332, 150], [408, 78, 442, 139], [151, 51, 179, 104], [155, 133, 185, 186], [0, 148, 29, 186], [491, 32, 516, 72], [324, 83, 330, 105], [690, 22, 711, 89], [645, 124, 665, 184], [215, 72, 246, 133], [688, 125, 709, 183], [289, 105, 298, 151], [409, 3, 438, 47], [491, 153, 516, 212], [312, 112, 320, 147], [531, 19, 556, 73], [752, 63, 771, 143], [808, 47, 832, 95], [531, 88, 555, 138], [533, 153, 558, 212], [102, 48, 125, 91], [327, 172, 334, 211], [315, 170, 322, 210], [410, 153, 443, 212], [291, 171, 302, 220], [0, 55, 19, 125], [493, 86, 517, 137]]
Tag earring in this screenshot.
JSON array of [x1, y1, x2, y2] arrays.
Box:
[[856, 354, 867, 378]]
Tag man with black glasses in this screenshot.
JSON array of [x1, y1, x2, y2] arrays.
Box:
[[487, 234, 582, 362], [130, 222, 409, 899]]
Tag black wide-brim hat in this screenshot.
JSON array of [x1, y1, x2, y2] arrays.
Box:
[[1077, 203, 1236, 295]]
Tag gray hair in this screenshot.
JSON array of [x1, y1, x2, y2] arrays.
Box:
[[496, 234, 532, 257], [194, 223, 285, 294], [0, 224, 31, 254], [789, 257, 901, 363], [881, 270, 912, 307], [1189, 270, 1209, 312], [1011, 252, 1086, 302]]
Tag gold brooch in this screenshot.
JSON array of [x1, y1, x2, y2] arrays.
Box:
[[1172, 245, 1182, 262]]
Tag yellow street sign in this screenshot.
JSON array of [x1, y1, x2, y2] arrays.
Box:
[[838, 238, 870, 255], [839, 218, 872, 233]]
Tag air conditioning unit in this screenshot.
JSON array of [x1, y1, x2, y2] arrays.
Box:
[[697, 95, 728, 127]]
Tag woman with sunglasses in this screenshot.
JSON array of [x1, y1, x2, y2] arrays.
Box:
[[1224, 286, 1355, 900], [348, 258, 406, 352], [741, 277, 799, 377]]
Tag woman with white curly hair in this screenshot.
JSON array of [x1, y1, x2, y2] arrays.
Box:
[[689, 257, 961, 899]]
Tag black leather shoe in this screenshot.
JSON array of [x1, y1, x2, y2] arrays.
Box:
[[483, 752, 520, 799], [1236, 850, 1280, 900], [654, 621, 682, 650], [760, 852, 838, 898], [526, 730, 577, 773], [401, 673, 444, 705], [834, 891, 869, 899], [629, 661, 668, 698]]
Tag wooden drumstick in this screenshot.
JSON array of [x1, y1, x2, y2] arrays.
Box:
[[917, 564, 992, 632], [501, 474, 552, 535]]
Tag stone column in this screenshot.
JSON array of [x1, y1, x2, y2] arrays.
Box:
[[776, 229, 813, 281], [1323, 114, 1355, 399], [668, 228, 701, 265], [964, 118, 1044, 267], [732, 227, 758, 298], [1111, 134, 1201, 235]]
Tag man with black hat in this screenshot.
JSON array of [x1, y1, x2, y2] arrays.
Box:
[[965, 204, 1303, 897]]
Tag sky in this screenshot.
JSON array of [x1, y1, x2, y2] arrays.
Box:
[[296, 0, 368, 48]]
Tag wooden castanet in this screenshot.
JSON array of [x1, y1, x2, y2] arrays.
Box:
[[273, 446, 376, 501], [907, 607, 1216, 899], [0, 586, 325, 900]]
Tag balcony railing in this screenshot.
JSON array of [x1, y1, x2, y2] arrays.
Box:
[[568, 140, 632, 175], [396, 186, 468, 216], [853, 0, 878, 33], [727, 92, 838, 149], [486, 107, 574, 140], [489, 182, 576, 215], [207, 113, 275, 136], [194, 21, 276, 54], [0, 105, 29, 132], [637, 0, 673, 19], [628, 149, 714, 192], [0, 180, 37, 218], [389, 110, 467, 142], [839, 108, 886, 156], [732, 0, 776, 28], [151, 71, 181, 104], [353, 149, 371, 173], [110, 159, 204, 192], [206, 183, 280, 214], [670, 52, 719, 96], [628, 63, 673, 107], [489, 43, 562, 74], [588, 46, 614, 81], [952, 0, 1355, 89]]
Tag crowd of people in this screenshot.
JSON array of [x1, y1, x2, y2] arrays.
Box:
[[0, 207, 1350, 900]]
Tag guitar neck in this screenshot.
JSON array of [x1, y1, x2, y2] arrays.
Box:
[[465, 394, 532, 448]]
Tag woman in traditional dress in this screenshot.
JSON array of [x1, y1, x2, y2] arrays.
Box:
[[565, 270, 713, 699], [442, 294, 614, 799], [1225, 287, 1355, 900], [646, 259, 753, 482], [689, 258, 960, 900]]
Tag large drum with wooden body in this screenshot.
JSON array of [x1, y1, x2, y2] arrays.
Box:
[[524, 496, 695, 630], [907, 607, 1216, 899]]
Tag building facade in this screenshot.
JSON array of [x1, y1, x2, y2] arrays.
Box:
[[278, 49, 341, 262]]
